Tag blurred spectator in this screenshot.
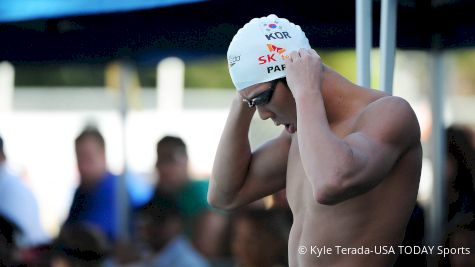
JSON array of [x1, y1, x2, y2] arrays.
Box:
[[446, 225, 475, 267], [134, 193, 210, 267], [445, 126, 475, 221], [0, 214, 23, 266], [394, 203, 426, 266], [231, 209, 290, 267], [271, 189, 290, 210], [439, 126, 475, 266], [65, 126, 131, 242], [124, 169, 154, 208], [151, 136, 228, 259], [50, 223, 112, 267], [440, 218, 475, 267], [0, 134, 49, 247], [269, 189, 293, 225]]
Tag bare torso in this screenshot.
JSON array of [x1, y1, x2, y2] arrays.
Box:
[[286, 96, 422, 267]]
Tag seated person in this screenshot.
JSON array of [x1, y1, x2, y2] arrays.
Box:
[[134, 193, 210, 267], [0, 134, 49, 247], [152, 136, 227, 259], [50, 223, 111, 267], [0, 214, 23, 267], [231, 209, 290, 267], [65, 127, 131, 242]]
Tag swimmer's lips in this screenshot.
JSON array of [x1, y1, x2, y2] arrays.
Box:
[[274, 121, 296, 133], [286, 124, 297, 134]]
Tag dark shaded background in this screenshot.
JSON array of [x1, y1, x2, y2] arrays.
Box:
[[1, 0, 475, 64]]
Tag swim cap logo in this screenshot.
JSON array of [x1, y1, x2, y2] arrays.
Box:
[[267, 44, 286, 55], [265, 32, 291, 40], [228, 15, 311, 90], [263, 20, 290, 40], [228, 55, 240, 68], [258, 44, 289, 73], [257, 44, 289, 65], [264, 20, 283, 32]]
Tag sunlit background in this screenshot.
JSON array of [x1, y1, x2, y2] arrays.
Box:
[[1, 1, 475, 251], [1, 49, 474, 236]]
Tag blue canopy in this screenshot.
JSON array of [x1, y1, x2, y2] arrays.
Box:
[[1, 0, 475, 64], [0, 0, 203, 22]]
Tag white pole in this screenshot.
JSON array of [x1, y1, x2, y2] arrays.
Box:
[[379, 0, 397, 94], [117, 62, 131, 242], [0, 62, 14, 112], [157, 57, 185, 111], [356, 0, 372, 87], [427, 48, 446, 266]]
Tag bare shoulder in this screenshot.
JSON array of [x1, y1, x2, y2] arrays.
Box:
[[355, 96, 421, 149], [268, 128, 293, 152], [252, 127, 292, 155]]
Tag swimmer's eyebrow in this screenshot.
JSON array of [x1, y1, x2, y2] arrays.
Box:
[[246, 93, 259, 100], [241, 92, 258, 102]]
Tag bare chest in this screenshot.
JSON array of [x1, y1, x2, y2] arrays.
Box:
[[286, 138, 310, 214], [285, 122, 352, 214]]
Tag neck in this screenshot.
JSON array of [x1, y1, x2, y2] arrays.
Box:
[[81, 172, 106, 189]]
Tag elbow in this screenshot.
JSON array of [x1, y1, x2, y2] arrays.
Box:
[[207, 196, 228, 210], [207, 191, 225, 210], [313, 188, 340, 206], [313, 175, 347, 206], [314, 192, 332, 205], [207, 179, 227, 210], [313, 155, 359, 205], [208, 200, 239, 211], [207, 190, 238, 211]]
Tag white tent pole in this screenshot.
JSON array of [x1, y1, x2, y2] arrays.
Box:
[[379, 0, 397, 94], [427, 48, 446, 266], [157, 57, 185, 111], [356, 0, 372, 87], [117, 61, 131, 242], [0, 62, 14, 113]]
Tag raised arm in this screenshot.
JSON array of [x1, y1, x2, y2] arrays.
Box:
[[286, 48, 421, 205], [299, 95, 419, 205], [208, 95, 290, 210]]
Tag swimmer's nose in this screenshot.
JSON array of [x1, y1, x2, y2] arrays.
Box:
[[257, 106, 274, 121]]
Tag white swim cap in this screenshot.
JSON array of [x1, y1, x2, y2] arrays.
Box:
[[227, 14, 311, 91]]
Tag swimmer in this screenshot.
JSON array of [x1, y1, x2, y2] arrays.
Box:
[[208, 14, 422, 267]]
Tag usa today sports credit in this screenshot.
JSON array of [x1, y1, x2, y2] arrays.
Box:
[[297, 245, 471, 258]]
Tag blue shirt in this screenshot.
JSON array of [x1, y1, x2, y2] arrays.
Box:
[[151, 235, 209, 267], [66, 172, 126, 241]]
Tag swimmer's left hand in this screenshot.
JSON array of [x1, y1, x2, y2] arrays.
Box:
[[285, 48, 323, 99]]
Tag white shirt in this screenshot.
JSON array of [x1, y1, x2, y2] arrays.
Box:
[[0, 162, 49, 247]]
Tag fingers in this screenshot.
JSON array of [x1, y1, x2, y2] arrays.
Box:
[[286, 48, 319, 63], [299, 47, 312, 56], [288, 50, 300, 62], [309, 48, 320, 58]]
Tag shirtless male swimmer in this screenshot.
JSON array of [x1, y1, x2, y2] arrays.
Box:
[[208, 14, 422, 267]]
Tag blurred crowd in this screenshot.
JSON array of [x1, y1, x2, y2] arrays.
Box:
[[0, 125, 474, 267], [0, 128, 291, 267]]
